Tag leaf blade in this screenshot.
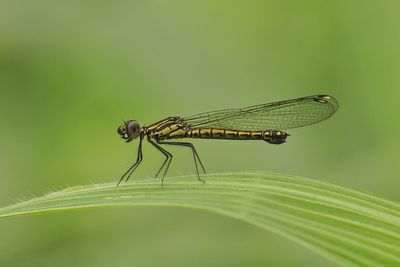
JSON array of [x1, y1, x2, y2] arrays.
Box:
[[1, 172, 399, 267]]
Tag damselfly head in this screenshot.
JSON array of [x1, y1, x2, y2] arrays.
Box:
[[117, 120, 141, 142]]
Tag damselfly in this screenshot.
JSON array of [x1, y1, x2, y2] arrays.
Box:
[[117, 95, 338, 185]]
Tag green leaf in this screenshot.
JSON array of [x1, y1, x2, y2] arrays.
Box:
[[1, 172, 399, 267]]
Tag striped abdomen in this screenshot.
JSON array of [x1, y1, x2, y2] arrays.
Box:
[[167, 128, 288, 144]]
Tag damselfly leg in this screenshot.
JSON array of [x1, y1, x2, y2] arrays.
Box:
[[148, 138, 172, 185], [117, 136, 144, 186], [158, 141, 206, 183]]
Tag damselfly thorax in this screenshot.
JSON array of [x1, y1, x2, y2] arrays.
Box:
[[116, 95, 339, 185]]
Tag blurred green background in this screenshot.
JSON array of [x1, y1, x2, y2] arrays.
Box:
[[1, 1, 399, 266]]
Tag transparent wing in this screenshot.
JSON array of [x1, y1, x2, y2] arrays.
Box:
[[183, 95, 339, 131]]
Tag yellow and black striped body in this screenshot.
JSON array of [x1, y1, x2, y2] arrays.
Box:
[[145, 117, 288, 144], [185, 128, 288, 144], [157, 126, 288, 145], [146, 117, 188, 140]]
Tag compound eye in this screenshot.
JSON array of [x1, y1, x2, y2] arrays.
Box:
[[126, 120, 140, 140]]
